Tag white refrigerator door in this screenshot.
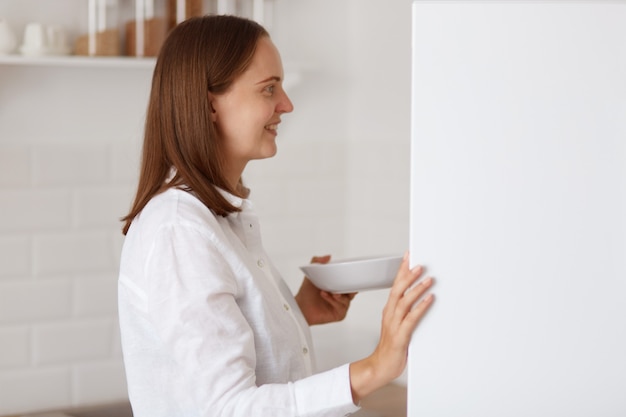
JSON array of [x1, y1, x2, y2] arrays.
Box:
[[409, 1, 626, 416]]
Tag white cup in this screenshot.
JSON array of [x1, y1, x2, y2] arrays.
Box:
[[20, 23, 70, 56], [21, 22, 48, 54]]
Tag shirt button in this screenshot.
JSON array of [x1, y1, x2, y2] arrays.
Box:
[[257, 258, 265, 268], [283, 303, 290, 311], [302, 347, 309, 355]]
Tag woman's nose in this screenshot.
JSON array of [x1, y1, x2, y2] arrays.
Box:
[[277, 90, 294, 114]]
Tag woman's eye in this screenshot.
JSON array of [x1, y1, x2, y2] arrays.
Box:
[[264, 85, 275, 95]]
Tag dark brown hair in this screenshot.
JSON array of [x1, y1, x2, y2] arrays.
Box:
[[122, 15, 269, 235]]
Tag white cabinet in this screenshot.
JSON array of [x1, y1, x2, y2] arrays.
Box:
[[409, 1, 626, 416]]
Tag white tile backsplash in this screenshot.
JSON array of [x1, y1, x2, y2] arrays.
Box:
[[110, 143, 142, 184], [33, 231, 116, 275], [0, 280, 72, 324], [0, 236, 31, 278], [0, 367, 71, 414], [0, 140, 132, 415], [0, 145, 31, 187], [73, 186, 135, 228], [72, 361, 128, 405], [0, 326, 31, 368], [33, 319, 115, 365], [0, 189, 73, 232], [72, 274, 118, 316], [32, 145, 109, 186]]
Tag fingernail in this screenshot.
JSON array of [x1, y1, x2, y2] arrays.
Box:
[[411, 265, 422, 274], [403, 251, 409, 261]]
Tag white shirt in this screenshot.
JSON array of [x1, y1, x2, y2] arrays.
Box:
[[118, 187, 360, 417]]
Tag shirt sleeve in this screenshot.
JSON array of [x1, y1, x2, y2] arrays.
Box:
[[144, 223, 361, 417]]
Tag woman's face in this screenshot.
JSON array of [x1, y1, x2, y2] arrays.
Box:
[[210, 36, 294, 182]]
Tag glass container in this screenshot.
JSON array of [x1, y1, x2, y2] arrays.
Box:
[[215, 0, 267, 24], [75, 0, 122, 56], [126, 0, 269, 57], [126, 0, 167, 57], [165, 0, 267, 25], [168, 0, 212, 26]]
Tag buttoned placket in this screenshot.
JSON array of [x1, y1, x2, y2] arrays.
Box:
[[239, 202, 313, 375]]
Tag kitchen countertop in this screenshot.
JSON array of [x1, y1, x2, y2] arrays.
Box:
[[357, 383, 407, 417]]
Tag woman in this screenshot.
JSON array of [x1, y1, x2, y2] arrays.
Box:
[[118, 15, 434, 417]]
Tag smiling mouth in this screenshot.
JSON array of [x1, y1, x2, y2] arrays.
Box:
[[265, 123, 278, 132]]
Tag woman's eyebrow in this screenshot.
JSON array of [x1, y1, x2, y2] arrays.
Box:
[[256, 76, 281, 84]]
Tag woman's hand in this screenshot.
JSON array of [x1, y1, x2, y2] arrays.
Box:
[[349, 252, 435, 403], [295, 255, 357, 326]]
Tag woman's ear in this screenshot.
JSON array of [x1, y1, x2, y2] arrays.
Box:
[[208, 92, 218, 122]]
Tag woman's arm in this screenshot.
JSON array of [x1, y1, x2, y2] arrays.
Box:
[[294, 251, 435, 403]]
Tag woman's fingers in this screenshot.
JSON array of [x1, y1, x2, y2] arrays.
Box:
[[410, 291, 435, 320], [397, 276, 433, 314], [310, 255, 331, 265], [400, 292, 435, 337], [321, 291, 355, 310], [389, 275, 434, 335], [383, 253, 435, 346], [390, 259, 424, 298], [386, 258, 426, 321]]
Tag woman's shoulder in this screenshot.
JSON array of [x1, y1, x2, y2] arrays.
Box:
[[137, 187, 222, 234]]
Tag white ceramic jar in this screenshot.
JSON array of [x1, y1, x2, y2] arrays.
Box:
[[0, 18, 18, 55]]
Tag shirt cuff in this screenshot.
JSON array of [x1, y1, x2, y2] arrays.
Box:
[[293, 363, 361, 417]]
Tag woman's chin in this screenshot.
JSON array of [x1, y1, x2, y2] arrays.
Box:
[[262, 144, 279, 159]]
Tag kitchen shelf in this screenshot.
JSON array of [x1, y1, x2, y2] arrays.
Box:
[[0, 54, 304, 89], [0, 54, 156, 69]]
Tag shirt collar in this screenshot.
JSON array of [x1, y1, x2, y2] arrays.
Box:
[[167, 166, 245, 210], [216, 187, 244, 209]]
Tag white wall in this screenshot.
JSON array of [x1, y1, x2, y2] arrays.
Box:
[[0, 0, 413, 414]]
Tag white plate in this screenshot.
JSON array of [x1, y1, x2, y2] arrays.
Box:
[[299, 255, 402, 293]]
